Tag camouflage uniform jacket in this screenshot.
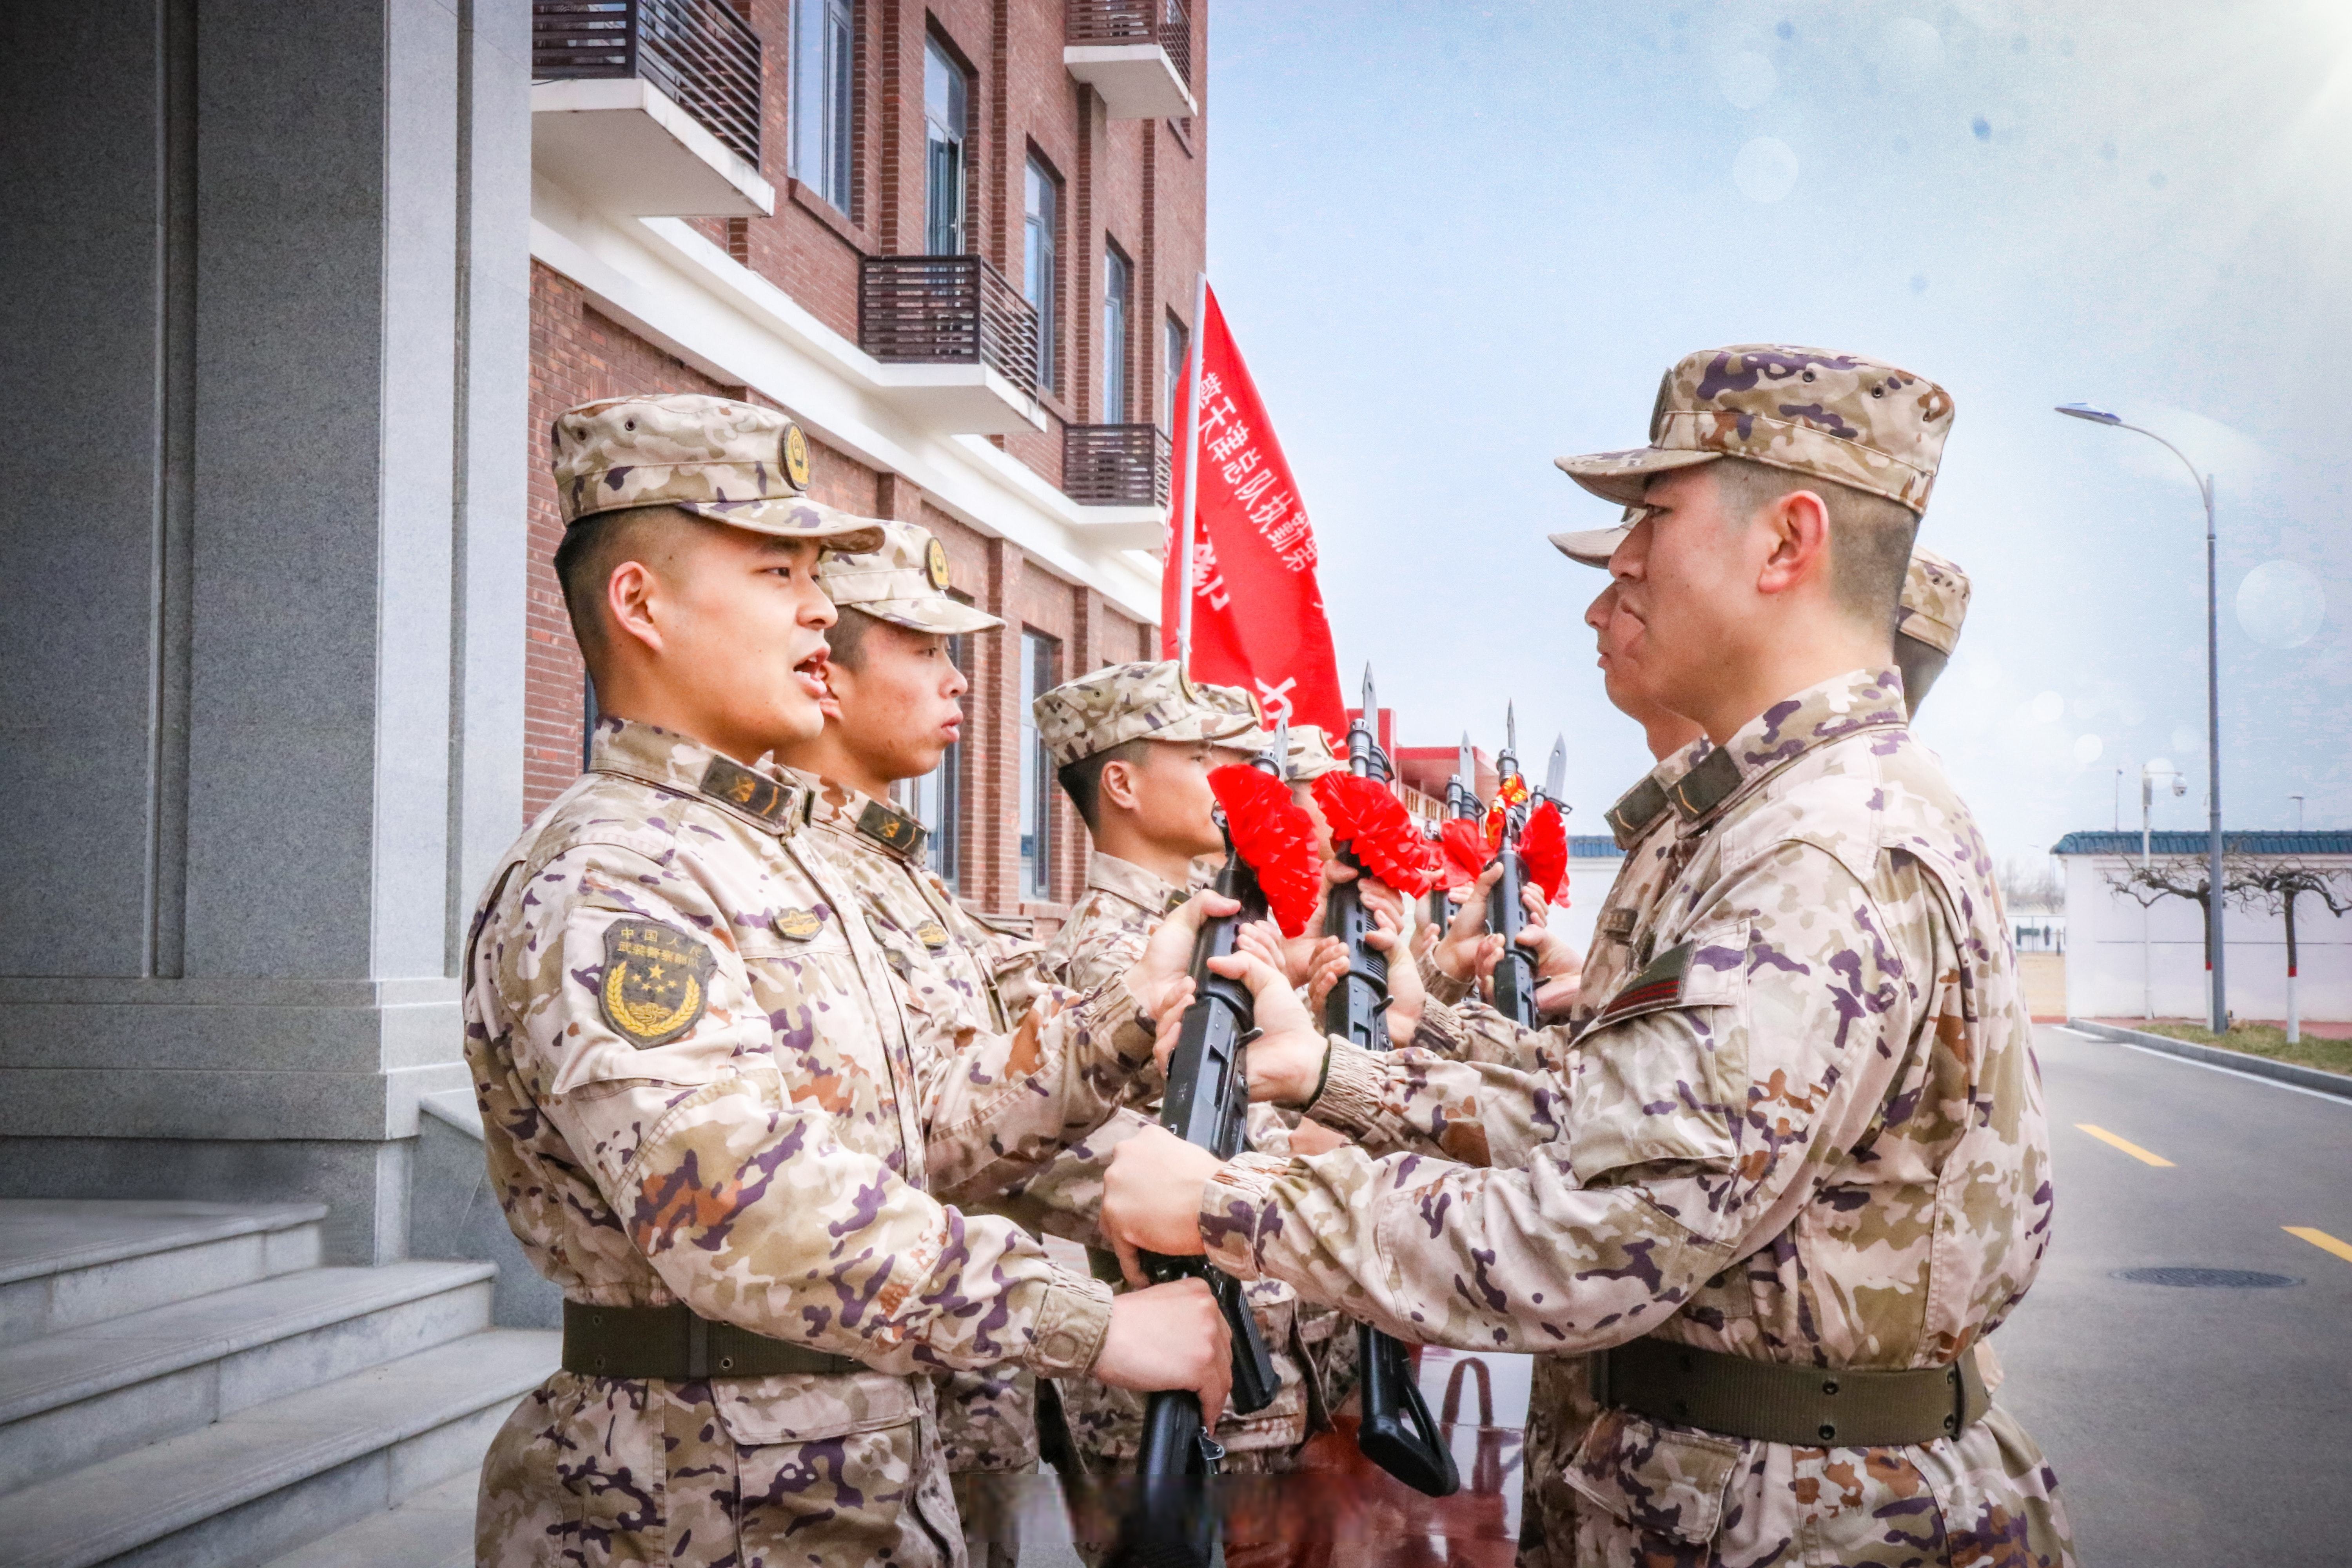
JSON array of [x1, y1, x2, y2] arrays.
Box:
[[793, 772, 1075, 1478], [1016, 850, 1318, 1467], [1198, 670, 2072, 1567], [465, 720, 1151, 1567]]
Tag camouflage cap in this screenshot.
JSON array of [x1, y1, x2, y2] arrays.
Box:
[[1198, 683, 1274, 754], [1284, 725, 1348, 781], [550, 394, 886, 553], [1553, 345, 1956, 516], [1547, 506, 1644, 569], [814, 520, 1001, 635], [1032, 661, 1261, 769], [1896, 545, 1971, 656]]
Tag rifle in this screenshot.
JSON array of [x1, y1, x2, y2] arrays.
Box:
[[1321, 668, 1461, 1500], [1431, 730, 1479, 930], [1486, 704, 1539, 1029], [1130, 735, 1287, 1482]]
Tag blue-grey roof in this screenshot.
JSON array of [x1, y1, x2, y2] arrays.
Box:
[[1570, 835, 1624, 859], [2051, 830, 2352, 856]]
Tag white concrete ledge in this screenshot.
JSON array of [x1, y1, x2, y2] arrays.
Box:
[[1063, 45, 1196, 120], [532, 77, 774, 217]]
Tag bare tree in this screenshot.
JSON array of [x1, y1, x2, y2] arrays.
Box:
[[1999, 855, 2064, 915], [2103, 855, 2247, 1011], [2227, 860, 2352, 1044]]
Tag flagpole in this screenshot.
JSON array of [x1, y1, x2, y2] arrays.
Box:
[[1175, 271, 1209, 672]]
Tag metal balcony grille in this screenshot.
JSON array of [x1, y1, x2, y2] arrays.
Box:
[[534, 0, 764, 167], [860, 255, 1042, 391], [1065, 0, 1191, 91], [1062, 424, 1170, 506]]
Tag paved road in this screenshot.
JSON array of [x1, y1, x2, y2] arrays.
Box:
[[1994, 1026, 2352, 1566]]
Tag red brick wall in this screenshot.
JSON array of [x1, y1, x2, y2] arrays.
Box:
[[524, 1, 1205, 911]]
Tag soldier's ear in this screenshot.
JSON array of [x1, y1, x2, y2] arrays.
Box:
[[1100, 758, 1143, 813]]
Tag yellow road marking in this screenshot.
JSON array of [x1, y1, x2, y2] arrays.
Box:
[[2074, 1123, 2174, 1167], [2285, 1227, 2352, 1265]]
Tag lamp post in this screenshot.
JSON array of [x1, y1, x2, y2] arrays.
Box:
[[2059, 403, 2227, 1032]]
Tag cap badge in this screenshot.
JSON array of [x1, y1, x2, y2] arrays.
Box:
[[925, 536, 952, 591], [781, 423, 812, 491], [1175, 666, 1201, 707], [772, 907, 824, 942]]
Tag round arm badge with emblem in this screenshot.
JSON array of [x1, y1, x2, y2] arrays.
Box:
[[924, 535, 951, 591], [781, 422, 812, 492], [599, 919, 719, 1048]]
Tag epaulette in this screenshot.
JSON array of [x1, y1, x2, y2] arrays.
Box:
[[853, 798, 929, 862], [1667, 747, 1742, 824], [697, 756, 806, 831], [1605, 776, 1669, 850]]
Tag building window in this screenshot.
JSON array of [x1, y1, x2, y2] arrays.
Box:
[[1103, 244, 1131, 424], [895, 631, 966, 887], [1163, 312, 1189, 432], [1024, 156, 1060, 392], [924, 38, 967, 254], [791, 0, 855, 215], [1018, 630, 1060, 897]]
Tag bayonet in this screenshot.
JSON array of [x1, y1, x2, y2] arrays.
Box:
[[1544, 734, 1568, 809]]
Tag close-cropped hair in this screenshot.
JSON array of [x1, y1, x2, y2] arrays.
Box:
[[1056, 738, 1151, 833], [823, 605, 882, 672], [553, 504, 695, 665], [1708, 457, 1920, 636]]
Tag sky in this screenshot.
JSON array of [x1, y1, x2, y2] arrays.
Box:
[[1200, 0, 2352, 864]]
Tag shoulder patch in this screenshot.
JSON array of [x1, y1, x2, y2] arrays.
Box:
[[913, 920, 951, 951], [772, 907, 824, 942], [1590, 939, 1694, 1031], [699, 756, 800, 828], [855, 799, 929, 861], [599, 919, 717, 1047]]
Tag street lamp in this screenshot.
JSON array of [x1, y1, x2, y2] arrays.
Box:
[[2058, 401, 2227, 1033]]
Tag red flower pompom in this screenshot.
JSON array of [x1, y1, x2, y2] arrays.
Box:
[[1521, 799, 1569, 907], [1311, 772, 1439, 898], [1209, 765, 1324, 938], [1439, 819, 1489, 892]]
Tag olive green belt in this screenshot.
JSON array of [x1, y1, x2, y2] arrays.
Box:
[[563, 1301, 861, 1381], [1597, 1336, 1991, 1448]]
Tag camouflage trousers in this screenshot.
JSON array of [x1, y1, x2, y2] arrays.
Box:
[[1516, 1352, 1601, 1566], [1553, 1400, 2073, 1567], [477, 1368, 966, 1567]]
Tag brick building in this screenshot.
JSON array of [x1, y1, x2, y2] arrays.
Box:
[[528, 0, 1205, 922]]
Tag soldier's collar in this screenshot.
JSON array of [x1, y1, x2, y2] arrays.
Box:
[[1670, 667, 1906, 827], [588, 719, 812, 835], [1606, 738, 1714, 849], [1084, 850, 1186, 915], [794, 771, 931, 864]]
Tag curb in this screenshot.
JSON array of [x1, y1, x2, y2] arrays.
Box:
[[2063, 1018, 2352, 1102]]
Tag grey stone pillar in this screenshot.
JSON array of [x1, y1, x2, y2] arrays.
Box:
[[0, 0, 530, 1263]]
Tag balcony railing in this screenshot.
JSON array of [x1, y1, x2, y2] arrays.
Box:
[[1063, 424, 1171, 506], [1066, 0, 1191, 93], [860, 256, 1041, 392], [534, 0, 764, 167]]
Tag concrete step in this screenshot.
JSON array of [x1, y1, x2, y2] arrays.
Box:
[[258, 1468, 475, 1568], [0, 1200, 327, 1341], [0, 1327, 557, 1568], [0, 1259, 497, 1496]]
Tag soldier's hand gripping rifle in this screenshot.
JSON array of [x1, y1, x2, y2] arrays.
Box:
[[1307, 669, 1459, 1499], [1130, 728, 1322, 1489]]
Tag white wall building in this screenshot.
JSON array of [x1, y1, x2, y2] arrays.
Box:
[[2055, 831, 2352, 1023]]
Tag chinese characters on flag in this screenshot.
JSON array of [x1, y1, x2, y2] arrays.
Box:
[[1160, 285, 1347, 736]]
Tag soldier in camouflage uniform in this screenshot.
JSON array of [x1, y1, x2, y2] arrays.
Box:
[[1016, 663, 1343, 1477], [1416, 537, 1976, 1564], [465, 395, 1303, 1567], [1103, 348, 2074, 1568]]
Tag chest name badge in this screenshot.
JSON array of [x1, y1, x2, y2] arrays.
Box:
[[855, 799, 929, 861], [913, 920, 951, 951], [773, 907, 824, 942], [599, 919, 717, 1048]]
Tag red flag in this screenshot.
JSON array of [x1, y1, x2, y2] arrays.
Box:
[[1161, 286, 1346, 735]]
